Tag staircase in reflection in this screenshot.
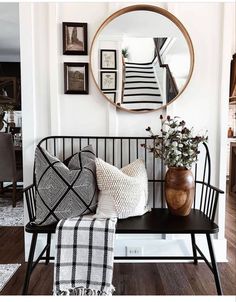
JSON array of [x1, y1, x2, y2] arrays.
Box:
[[122, 61, 163, 111]]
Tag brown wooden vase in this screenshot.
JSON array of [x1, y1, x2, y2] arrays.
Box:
[[165, 167, 195, 216]]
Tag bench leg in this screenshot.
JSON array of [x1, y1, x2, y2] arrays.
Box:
[[191, 233, 198, 265], [22, 233, 38, 295], [45, 233, 51, 265], [206, 233, 223, 295]]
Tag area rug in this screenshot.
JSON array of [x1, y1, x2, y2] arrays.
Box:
[[0, 198, 24, 226], [0, 264, 21, 291]]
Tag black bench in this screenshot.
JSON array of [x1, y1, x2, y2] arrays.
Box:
[[22, 136, 224, 295]]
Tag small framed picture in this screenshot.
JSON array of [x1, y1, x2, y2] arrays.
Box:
[[0, 77, 17, 103], [100, 71, 117, 91], [64, 63, 89, 94], [100, 49, 117, 70], [103, 91, 116, 103], [63, 22, 88, 55]]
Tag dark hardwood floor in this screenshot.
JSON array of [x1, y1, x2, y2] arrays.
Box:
[[0, 190, 235, 295]]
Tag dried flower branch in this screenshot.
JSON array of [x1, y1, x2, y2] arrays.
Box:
[[143, 115, 208, 169]]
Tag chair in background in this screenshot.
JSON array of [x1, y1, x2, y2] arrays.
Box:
[[0, 133, 23, 207], [9, 126, 21, 136]]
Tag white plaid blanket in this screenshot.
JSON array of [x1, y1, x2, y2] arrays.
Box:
[[54, 216, 117, 296]]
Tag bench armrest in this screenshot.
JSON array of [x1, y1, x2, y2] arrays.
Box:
[[207, 183, 224, 194], [23, 184, 35, 193], [195, 181, 224, 222], [195, 180, 224, 194], [23, 184, 36, 222]]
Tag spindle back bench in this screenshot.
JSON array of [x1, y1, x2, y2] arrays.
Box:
[[22, 136, 224, 295]]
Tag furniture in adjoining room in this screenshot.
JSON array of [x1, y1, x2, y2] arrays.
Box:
[[0, 133, 23, 207], [22, 136, 223, 295]]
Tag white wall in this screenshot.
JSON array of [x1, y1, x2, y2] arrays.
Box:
[[122, 38, 155, 63], [0, 3, 20, 62], [20, 2, 235, 261]]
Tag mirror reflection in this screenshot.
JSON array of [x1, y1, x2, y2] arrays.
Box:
[[91, 8, 193, 112]]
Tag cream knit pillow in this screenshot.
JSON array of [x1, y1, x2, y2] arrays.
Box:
[[95, 158, 150, 219]]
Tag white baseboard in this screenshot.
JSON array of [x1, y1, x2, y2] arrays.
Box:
[[114, 234, 227, 262], [25, 233, 227, 262]]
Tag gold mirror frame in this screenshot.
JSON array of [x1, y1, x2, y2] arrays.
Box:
[[90, 4, 195, 113]]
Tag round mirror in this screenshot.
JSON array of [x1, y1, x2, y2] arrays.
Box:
[[90, 4, 194, 113]]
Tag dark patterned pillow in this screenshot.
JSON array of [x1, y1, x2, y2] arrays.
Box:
[[34, 145, 97, 225]]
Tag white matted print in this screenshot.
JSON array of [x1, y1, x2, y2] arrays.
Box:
[[100, 50, 117, 69], [100, 71, 117, 91]]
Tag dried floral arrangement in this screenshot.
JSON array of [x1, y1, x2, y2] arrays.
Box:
[[142, 115, 208, 169]]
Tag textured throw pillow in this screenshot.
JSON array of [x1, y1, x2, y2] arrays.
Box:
[[95, 158, 150, 219], [34, 145, 97, 225]]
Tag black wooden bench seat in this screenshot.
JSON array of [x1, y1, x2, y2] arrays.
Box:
[[25, 209, 218, 235], [22, 136, 224, 295], [116, 209, 219, 234]]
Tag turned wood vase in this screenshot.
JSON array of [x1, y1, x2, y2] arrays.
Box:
[[165, 167, 195, 216]]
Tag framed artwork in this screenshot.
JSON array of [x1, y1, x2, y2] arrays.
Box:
[[0, 77, 17, 104], [64, 63, 89, 94], [100, 71, 117, 91], [0, 63, 21, 110], [100, 49, 117, 70], [103, 91, 116, 103], [63, 22, 88, 55]]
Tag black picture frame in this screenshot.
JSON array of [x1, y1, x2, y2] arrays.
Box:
[[100, 71, 117, 91], [64, 62, 89, 94], [63, 22, 88, 55], [0, 77, 17, 105], [100, 49, 117, 70], [0, 63, 21, 110], [103, 91, 116, 103]]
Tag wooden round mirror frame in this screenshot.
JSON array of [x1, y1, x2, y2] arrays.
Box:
[[89, 4, 195, 113]]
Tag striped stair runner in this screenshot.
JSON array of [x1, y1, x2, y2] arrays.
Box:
[[123, 62, 162, 110]]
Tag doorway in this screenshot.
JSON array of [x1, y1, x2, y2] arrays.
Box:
[[0, 3, 23, 226]]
